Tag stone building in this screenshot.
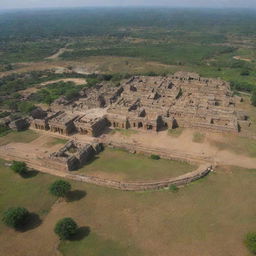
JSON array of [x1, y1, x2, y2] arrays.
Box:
[[9, 118, 29, 131], [46, 140, 103, 171], [31, 72, 246, 136], [106, 72, 240, 133], [48, 112, 78, 135], [30, 111, 62, 131], [74, 115, 107, 137]]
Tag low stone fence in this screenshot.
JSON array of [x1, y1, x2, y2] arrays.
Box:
[[67, 164, 212, 191], [0, 149, 212, 191]]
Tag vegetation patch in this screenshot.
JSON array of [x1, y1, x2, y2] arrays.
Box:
[[47, 138, 69, 147], [193, 132, 205, 143], [150, 154, 160, 160], [111, 128, 138, 136], [0, 130, 39, 146], [210, 135, 256, 158], [78, 147, 195, 181], [168, 128, 184, 137]]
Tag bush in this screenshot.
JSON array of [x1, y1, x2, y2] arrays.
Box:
[[2, 207, 29, 228], [0, 125, 10, 137], [10, 161, 28, 175], [150, 154, 160, 160], [245, 232, 256, 254], [49, 180, 71, 197], [54, 217, 78, 240], [169, 185, 179, 192], [240, 69, 250, 76], [251, 90, 256, 106], [17, 101, 36, 114]]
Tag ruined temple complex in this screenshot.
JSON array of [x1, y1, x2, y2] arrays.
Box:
[[30, 72, 247, 137]]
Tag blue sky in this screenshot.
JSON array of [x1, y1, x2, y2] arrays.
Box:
[[1, 0, 255, 9]]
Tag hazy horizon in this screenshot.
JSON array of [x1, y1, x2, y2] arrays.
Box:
[[1, 0, 256, 10]]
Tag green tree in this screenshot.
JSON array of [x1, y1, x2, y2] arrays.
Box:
[[17, 101, 36, 114], [54, 217, 78, 240], [150, 154, 160, 160], [2, 207, 29, 228], [245, 232, 256, 254], [251, 90, 256, 106], [11, 161, 28, 175], [169, 184, 179, 192], [49, 180, 71, 198]]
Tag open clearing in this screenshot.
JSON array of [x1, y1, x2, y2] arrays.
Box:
[[77, 147, 196, 181], [1, 159, 256, 256], [0, 130, 39, 146]]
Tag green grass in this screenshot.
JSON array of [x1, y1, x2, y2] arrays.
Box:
[[168, 128, 184, 137], [77, 147, 195, 181], [0, 159, 56, 235], [0, 130, 39, 146], [1, 154, 256, 255], [46, 138, 69, 147], [211, 135, 256, 158], [58, 166, 256, 256], [193, 132, 205, 143], [59, 232, 138, 256], [110, 128, 138, 137]]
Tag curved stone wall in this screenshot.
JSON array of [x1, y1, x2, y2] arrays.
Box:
[[67, 164, 212, 191]]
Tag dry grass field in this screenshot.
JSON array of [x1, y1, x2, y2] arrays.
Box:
[[1, 159, 256, 256], [0, 130, 39, 146]]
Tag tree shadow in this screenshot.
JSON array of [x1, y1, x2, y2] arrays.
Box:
[[20, 169, 39, 179], [16, 213, 42, 232], [70, 226, 91, 241], [66, 190, 87, 202]]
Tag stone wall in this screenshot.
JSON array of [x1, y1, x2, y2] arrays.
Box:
[[67, 164, 212, 191]]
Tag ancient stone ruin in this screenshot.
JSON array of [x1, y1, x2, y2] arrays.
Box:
[[45, 140, 103, 171], [30, 72, 247, 136]]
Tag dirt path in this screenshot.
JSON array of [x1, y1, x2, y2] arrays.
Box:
[[46, 43, 73, 60], [104, 129, 256, 170], [0, 129, 255, 191]]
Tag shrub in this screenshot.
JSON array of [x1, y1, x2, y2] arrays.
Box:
[[0, 125, 10, 137], [2, 207, 29, 228], [150, 154, 160, 160], [54, 217, 78, 240], [240, 69, 250, 76], [245, 232, 256, 254], [10, 161, 28, 175], [169, 184, 179, 192], [49, 180, 71, 198], [251, 90, 256, 106], [17, 101, 36, 114]]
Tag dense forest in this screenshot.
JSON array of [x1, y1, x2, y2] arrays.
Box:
[[1, 8, 256, 40]]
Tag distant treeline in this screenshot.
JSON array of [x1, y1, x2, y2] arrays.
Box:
[[1, 8, 256, 41]]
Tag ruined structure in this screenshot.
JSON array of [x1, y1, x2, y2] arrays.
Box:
[[106, 72, 238, 132], [74, 109, 107, 137], [9, 118, 29, 131], [46, 140, 103, 171], [31, 72, 244, 135]]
